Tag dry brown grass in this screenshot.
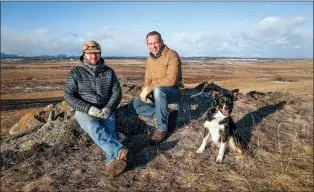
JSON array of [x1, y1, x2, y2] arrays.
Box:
[[0, 59, 313, 191]]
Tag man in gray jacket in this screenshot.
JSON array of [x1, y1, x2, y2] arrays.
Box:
[[64, 40, 130, 178]]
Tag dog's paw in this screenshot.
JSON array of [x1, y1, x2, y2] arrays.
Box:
[[216, 156, 223, 163], [237, 147, 245, 154], [196, 148, 204, 153]]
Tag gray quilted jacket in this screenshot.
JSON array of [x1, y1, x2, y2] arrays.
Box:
[[64, 56, 122, 114]]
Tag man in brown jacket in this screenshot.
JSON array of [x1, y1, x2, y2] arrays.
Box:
[[128, 31, 183, 145]]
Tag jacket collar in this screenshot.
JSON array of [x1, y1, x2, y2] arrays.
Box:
[[150, 44, 167, 59]]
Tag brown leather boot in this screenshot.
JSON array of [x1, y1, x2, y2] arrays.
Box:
[[119, 148, 133, 163], [106, 159, 126, 178], [149, 130, 167, 145]]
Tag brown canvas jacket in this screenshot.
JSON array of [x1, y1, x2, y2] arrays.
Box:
[[143, 45, 183, 92]]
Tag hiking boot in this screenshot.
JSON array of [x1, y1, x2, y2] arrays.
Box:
[[149, 130, 167, 145], [106, 159, 127, 178], [119, 148, 133, 163]]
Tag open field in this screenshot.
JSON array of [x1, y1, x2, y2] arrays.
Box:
[[1, 59, 313, 191]]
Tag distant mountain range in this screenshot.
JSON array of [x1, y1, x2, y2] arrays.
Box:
[[0, 52, 149, 60], [0, 52, 308, 60], [1, 52, 80, 59]]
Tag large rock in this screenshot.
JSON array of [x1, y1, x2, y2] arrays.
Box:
[[8, 101, 74, 136], [9, 110, 45, 135]]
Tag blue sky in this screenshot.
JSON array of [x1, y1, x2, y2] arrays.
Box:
[[1, 2, 313, 58]]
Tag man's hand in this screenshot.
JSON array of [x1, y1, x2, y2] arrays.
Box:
[[140, 86, 150, 102], [140, 86, 154, 103], [88, 106, 103, 118], [99, 108, 111, 119]]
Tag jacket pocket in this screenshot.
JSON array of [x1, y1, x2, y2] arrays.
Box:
[[160, 57, 169, 67]]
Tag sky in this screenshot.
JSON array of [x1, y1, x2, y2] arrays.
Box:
[[1, 2, 313, 58]]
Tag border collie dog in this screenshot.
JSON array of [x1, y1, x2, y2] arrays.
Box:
[[196, 89, 243, 163]]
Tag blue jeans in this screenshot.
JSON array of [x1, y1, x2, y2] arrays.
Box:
[[75, 111, 125, 166], [128, 86, 181, 132]]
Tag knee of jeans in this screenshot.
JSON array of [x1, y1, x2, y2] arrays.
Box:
[[153, 86, 163, 100], [77, 120, 98, 134], [128, 98, 140, 113], [107, 112, 116, 121]]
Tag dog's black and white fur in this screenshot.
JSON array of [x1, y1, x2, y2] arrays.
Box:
[[196, 88, 243, 163]]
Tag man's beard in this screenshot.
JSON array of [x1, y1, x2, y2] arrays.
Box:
[[85, 58, 99, 65]]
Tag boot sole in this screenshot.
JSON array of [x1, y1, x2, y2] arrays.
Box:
[[106, 159, 127, 178]]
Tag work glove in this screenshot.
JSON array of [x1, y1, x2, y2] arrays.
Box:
[[88, 106, 103, 118], [99, 108, 111, 119], [140, 86, 154, 103]]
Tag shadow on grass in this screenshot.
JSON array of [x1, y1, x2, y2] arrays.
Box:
[[236, 101, 287, 149], [175, 92, 213, 129], [116, 105, 179, 171], [126, 140, 178, 171], [0, 98, 64, 111]]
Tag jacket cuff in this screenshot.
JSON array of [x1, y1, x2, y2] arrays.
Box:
[[103, 107, 111, 113]]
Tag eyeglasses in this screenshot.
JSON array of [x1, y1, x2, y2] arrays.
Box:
[[85, 52, 101, 56]]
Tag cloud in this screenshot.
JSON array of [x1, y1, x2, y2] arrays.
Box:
[[168, 16, 312, 58], [86, 27, 115, 41], [85, 29, 148, 56], [255, 16, 307, 36], [1, 16, 313, 58], [1, 26, 83, 56], [253, 16, 312, 57], [1, 26, 147, 56]]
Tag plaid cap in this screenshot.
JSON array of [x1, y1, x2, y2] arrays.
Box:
[[82, 40, 101, 53]]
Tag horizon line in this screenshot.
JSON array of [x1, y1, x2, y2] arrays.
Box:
[[1, 52, 312, 60]]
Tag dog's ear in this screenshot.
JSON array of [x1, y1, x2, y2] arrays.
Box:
[[231, 89, 239, 100]]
